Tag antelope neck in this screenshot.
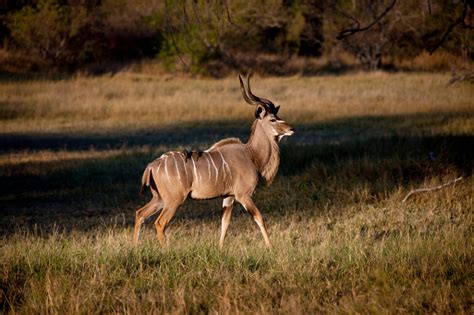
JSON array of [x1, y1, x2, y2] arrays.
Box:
[[246, 120, 280, 183]]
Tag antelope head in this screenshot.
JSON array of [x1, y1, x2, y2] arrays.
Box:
[[239, 73, 294, 142]]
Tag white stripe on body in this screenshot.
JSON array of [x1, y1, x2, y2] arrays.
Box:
[[179, 154, 189, 182], [191, 158, 199, 183], [172, 155, 181, 181], [164, 156, 171, 182], [217, 149, 232, 178], [207, 152, 219, 184], [196, 158, 202, 182], [156, 160, 162, 175], [203, 153, 211, 181]]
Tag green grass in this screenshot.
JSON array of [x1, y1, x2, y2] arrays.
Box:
[[0, 72, 473, 313]]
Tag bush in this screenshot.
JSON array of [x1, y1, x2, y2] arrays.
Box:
[[8, 0, 92, 67], [396, 51, 471, 71], [154, 0, 323, 76], [6, 0, 164, 71], [2, 0, 472, 74]]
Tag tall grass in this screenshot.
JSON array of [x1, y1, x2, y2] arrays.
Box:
[[2, 190, 472, 313], [0, 72, 472, 313], [1, 72, 472, 134]]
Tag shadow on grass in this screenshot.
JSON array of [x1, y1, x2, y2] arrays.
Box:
[[1, 112, 472, 236], [0, 123, 251, 153]]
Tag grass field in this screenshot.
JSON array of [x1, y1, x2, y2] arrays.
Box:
[[1, 72, 473, 313]]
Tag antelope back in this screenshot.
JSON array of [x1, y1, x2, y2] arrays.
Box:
[[145, 144, 253, 201]]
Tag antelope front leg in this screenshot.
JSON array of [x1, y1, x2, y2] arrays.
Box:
[[237, 196, 272, 248], [219, 196, 235, 249]]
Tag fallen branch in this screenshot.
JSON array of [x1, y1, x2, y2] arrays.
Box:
[[447, 70, 474, 85], [402, 176, 463, 204]]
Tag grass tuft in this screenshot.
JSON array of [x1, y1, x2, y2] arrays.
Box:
[[1, 72, 472, 313]]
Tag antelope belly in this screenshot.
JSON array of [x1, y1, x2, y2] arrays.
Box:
[[190, 183, 227, 200]]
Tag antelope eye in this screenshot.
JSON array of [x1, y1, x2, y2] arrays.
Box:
[[270, 119, 276, 122]]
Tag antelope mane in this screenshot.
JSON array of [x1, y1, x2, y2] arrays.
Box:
[[207, 138, 242, 151]]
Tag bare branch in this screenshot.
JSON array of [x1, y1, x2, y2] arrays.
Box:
[[430, 0, 473, 55], [164, 0, 191, 72], [447, 70, 474, 85], [402, 176, 463, 204], [222, 0, 248, 34], [223, 0, 233, 24], [336, 0, 398, 40]]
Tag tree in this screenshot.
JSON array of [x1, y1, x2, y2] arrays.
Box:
[[7, 0, 92, 65], [325, 0, 399, 70], [6, 0, 164, 69], [326, 0, 473, 70], [429, 0, 473, 55]]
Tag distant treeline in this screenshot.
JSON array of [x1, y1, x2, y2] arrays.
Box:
[[0, 0, 472, 75]]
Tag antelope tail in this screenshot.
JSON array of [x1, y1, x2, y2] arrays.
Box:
[[139, 165, 155, 196]]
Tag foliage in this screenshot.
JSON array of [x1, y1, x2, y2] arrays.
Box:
[[325, 0, 473, 70], [7, 0, 90, 66], [1, 0, 472, 73], [5, 0, 163, 70], [95, 0, 164, 63], [155, 0, 316, 75]]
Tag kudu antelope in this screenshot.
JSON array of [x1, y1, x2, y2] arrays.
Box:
[[133, 74, 294, 248]]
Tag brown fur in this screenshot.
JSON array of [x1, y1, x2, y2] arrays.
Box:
[[259, 141, 280, 185], [133, 76, 294, 248], [247, 120, 281, 185], [207, 137, 242, 150]]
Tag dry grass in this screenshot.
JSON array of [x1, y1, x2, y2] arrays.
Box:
[[395, 51, 472, 72], [0, 72, 473, 313], [1, 72, 472, 134]]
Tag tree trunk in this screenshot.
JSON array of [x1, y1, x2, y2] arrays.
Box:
[[357, 44, 382, 70]]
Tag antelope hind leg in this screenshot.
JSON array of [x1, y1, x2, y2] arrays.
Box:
[[154, 202, 180, 247], [133, 197, 163, 244]]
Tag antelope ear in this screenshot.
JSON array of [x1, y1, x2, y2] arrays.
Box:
[[255, 106, 265, 119], [274, 106, 280, 114]]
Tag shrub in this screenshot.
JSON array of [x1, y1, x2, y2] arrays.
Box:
[[396, 51, 471, 71], [8, 0, 92, 67], [6, 0, 164, 71], [154, 0, 323, 76]]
